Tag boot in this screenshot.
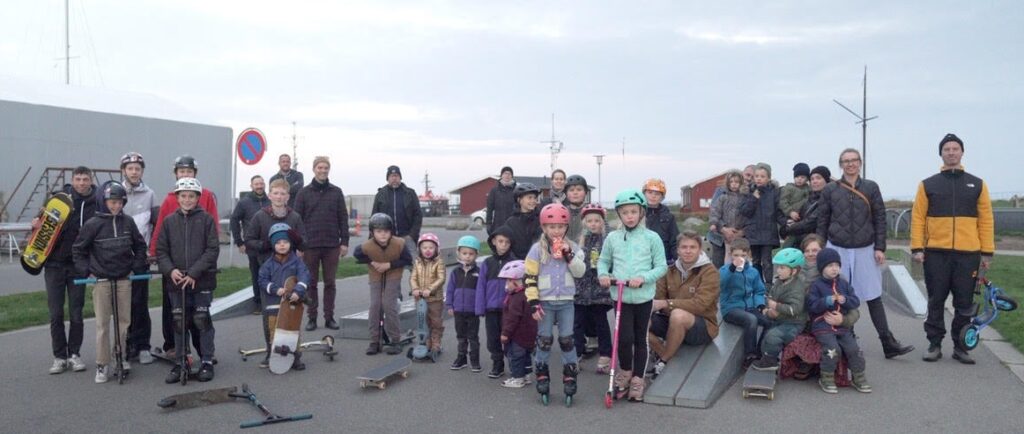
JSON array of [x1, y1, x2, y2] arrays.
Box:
[[752, 354, 780, 371], [614, 369, 632, 400], [384, 344, 402, 355], [818, 371, 838, 394], [197, 362, 215, 382], [627, 376, 646, 402], [324, 317, 339, 330], [450, 355, 468, 370], [880, 333, 914, 359], [562, 363, 579, 397], [165, 365, 182, 384], [291, 352, 305, 371], [922, 344, 942, 362], [488, 360, 505, 379], [851, 371, 872, 393], [366, 342, 381, 356], [258, 355, 270, 369], [305, 317, 317, 332], [535, 363, 550, 396], [952, 348, 976, 365]]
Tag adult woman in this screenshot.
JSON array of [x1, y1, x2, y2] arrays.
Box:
[[708, 170, 747, 268]]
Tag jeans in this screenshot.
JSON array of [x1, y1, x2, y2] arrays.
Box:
[[126, 277, 152, 353], [303, 246, 341, 319], [723, 308, 770, 356], [573, 304, 612, 358], [761, 322, 803, 357], [506, 341, 532, 378], [534, 300, 578, 367], [817, 332, 865, 373], [44, 264, 85, 359]]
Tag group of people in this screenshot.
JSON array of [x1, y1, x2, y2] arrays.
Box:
[[37, 132, 994, 401]]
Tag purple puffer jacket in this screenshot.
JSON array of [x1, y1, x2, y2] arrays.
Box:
[[445, 263, 481, 314]]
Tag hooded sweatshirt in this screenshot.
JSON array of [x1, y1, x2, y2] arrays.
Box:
[[72, 211, 148, 279], [655, 252, 720, 339], [49, 184, 98, 266], [476, 226, 518, 314], [719, 258, 768, 315], [501, 284, 538, 350]]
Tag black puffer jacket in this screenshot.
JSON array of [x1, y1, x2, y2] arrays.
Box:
[[486, 181, 517, 234], [739, 183, 786, 246], [371, 183, 422, 240], [782, 190, 822, 238], [72, 212, 148, 279], [816, 178, 887, 250], [502, 208, 541, 260], [574, 231, 611, 306], [156, 208, 220, 291], [645, 205, 680, 263], [48, 184, 98, 266], [244, 207, 305, 264], [230, 192, 270, 248]]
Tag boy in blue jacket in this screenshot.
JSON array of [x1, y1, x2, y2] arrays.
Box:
[[447, 235, 482, 372], [718, 239, 769, 366], [476, 226, 517, 378], [806, 248, 870, 394], [257, 223, 310, 370]]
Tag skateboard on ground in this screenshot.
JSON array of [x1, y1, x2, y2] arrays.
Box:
[[358, 356, 411, 390], [239, 335, 337, 362], [270, 276, 302, 374], [21, 192, 73, 275], [157, 384, 312, 429], [407, 299, 434, 362], [741, 367, 777, 400]]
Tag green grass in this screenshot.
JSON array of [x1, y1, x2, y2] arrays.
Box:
[[985, 255, 1024, 354], [0, 258, 366, 333]]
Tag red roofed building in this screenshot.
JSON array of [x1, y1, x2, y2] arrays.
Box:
[[680, 172, 729, 215]]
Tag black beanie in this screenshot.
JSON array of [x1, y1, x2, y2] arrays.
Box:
[[793, 162, 810, 179], [816, 247, 842, 274], [500, 166, 514, 177], [386, 165, 402, 179], [940, 133, 964, 155], [810, 165, 831, 181]]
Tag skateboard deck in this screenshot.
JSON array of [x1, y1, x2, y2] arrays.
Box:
[[21, 193, 73, 275], [151, 347, 201, 375], [270, 277, 302, 374], [742, 367, 777, 400], [407, 299, 432, 361], [358, 357, 411, 390], [158, 386, 238, 410], [239, 335, 336, 361]]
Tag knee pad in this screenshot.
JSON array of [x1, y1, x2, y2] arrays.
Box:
[[193, 307, 212, 331], [558, 336, 574, 352], [172, 308, 184, 332], [538, 336, 554, 352]]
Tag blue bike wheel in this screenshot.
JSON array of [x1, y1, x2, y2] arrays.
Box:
[[995, 295, 1018, 312], [960, 325, 980, 351]]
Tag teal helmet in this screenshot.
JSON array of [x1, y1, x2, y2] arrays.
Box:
[[614, 189, 647, 209], [457, 235, 481, 252], [772, 247, 805, 268]]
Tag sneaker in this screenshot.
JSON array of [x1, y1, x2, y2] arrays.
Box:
[[49, 358, 68, 375], [614, 369, 632, 394], [922, 344, 942, 362], [121, 360, 132, 372], [165, 365, 182, 384], [324, 317, 340, 330], [851, 371, 872, 393], [366, 342, 381, 356], [69, 354, 86, 372], [292, 360, 306, 371], [94, 365, 108, 384], [138, 350, 155, 365], [197, 363, 215, 382], [450, 357, 468, 370], [742, 353, 759, 369], [651, 359, 667, 378], [384, 344, 402, 355], [596, 356, 611, 374], [501, 376, 527, 388], [305, 318, 317, 332], [258, 356, 270, 369], [752, 355, 780, 371], [818, 372, 838, 394], [470, 362, 483, 373], [628, 376, 646, 402], [952, 348, 976, 365], [488, 365, 505, 379]]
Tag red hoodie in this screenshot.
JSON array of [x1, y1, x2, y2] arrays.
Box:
[[149, 189, 220, 256]]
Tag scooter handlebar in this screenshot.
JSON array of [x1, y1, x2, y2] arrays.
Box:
[[73, 274, 154, 285]]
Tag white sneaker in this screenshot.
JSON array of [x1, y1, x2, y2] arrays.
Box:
[[94, 365, 108, 384], [68, 355, 86, 372], [49, 358, 68, 375], [501, 376, 527, 388], [122, 360, 132, 372], [652, 360, 666, 377], [138, 350, 155, 365]]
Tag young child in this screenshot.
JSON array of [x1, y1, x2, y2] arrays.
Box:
[[718, 238, 769, 366], [256, 223, 311, 370], [597, 190, 668, 402], [525, 203, 586, 403], [780, 163, 811, 248], [476, 226, 517, 378], [801, 234, 860, 326], [499, 260, 537, 388], [562, 175, 590, 242], [642, 179, 679, 265], [72, 182, 147, 383], [446, 235, 482, 371], [410, 233, 447, 359], [353, 213, 412, 356], [155, 178, 220, 383], [573, 203, 613, 373], [740, 163, 785, 286], [751, 248, 807, 372], [505, 183, 542, 260], [806, 248, 871, 393], [708, 170, 747, 267]]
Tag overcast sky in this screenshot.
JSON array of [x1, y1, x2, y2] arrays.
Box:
[[2, 1, 1021, 202]]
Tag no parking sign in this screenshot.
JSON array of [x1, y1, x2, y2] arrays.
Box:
[[236, 128, 267, 165]]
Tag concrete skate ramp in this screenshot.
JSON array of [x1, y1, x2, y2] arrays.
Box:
[[882, 264, 928, 318], [644, 323, 745, 408]]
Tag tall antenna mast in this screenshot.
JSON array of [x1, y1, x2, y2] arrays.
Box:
[[422, 171, 432, 193], [539, 113, 564, 173], [65, 0, 70, 84], [621, 137, 625, 161], [833, 65, 877, 177], [290, 121, 300, 169]]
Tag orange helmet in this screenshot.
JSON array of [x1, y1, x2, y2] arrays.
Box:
[[642, 178, 667, 194]]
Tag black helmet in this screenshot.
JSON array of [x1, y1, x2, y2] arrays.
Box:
[[120, 152, 145, 169], [174, 155, 198, 174], [565, 174, 589, 193], [103, 181, 128, 204], [368, 213, 394, 232], [513, 182, 541, 200]]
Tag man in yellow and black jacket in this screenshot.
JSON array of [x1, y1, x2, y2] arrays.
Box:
[[911, 133, 994, 365]]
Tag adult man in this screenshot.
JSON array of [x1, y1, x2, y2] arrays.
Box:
[[485, 166, 516, 235], [34, 166, 96, 374], [269, 153, 304, 208], [294, 156, 350, 331], [816, 148, 913, 359], [120, 152, 157, 364], [230, 175, 271, 313], [912, 133, 994, 364], [371, 165, 423, 257]]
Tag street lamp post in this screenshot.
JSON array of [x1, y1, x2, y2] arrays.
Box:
[[593, 154, 605, 205]]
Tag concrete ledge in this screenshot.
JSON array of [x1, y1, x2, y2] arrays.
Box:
[[882, 264, 928, 318], [210, 287, 256, 321], [341, 298, 418, 340], [645, 322, 744, 408]]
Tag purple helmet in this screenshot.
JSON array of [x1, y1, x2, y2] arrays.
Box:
[[498, 260, 526, 280]]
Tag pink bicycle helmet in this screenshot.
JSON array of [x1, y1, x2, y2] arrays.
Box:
[[580, 203, 606, 219], [417, 232, 440, 248], [540, 203, 570, 225], [498, 260, 526, 280]]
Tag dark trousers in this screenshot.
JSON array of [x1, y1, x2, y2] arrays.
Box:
[[506, 341, 532, 378], [126, 278, 152, 353], [816, 332, 865, 373], [617, 301, 652, 378], [484, 311, 504, 367], [303, 246, 340, 320], [710, 242, 727, 269], [573, 304, 612, 357], [161, 278, 205, 357], [247, 253, 261, 308], [168, 289, 216, 363], [750, 245, 775, 286], [454, 312, 480, 363], [44, 264, 85, 359], [923, 250, 980, 349], [723, 308, 770, 356]]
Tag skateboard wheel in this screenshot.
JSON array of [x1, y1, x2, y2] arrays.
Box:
[[565, 396, 573, 407], [325, 336, 335, 345], [328, 355, 335, 361], [378, 382, 386, 390], [768, 391, 775, 400], [604, 394, 613, 409], [400, 370, 410, 378], [541, 395, 549, 406], [742, 390, 749, 399], [360, 380, 367, 388]]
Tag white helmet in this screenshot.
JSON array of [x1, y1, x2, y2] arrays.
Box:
[[174, 177, 203, 195]]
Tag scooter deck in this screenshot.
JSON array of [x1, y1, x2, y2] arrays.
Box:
[[741, 368, 777, 400], [357, 357, 411, 390]]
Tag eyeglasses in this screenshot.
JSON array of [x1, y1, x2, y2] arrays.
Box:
[[840, 158, 861, 165]]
